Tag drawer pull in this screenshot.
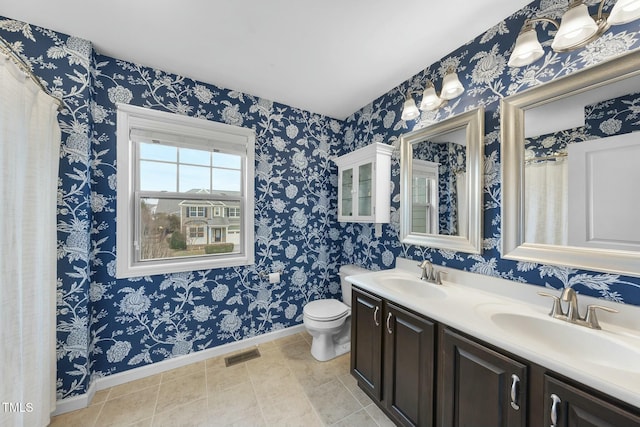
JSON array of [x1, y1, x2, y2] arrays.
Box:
[[386, 312, 393, 334], [510, 374, 520, 410], [373, 306, 380, 326], [550, 393, 561, 427]]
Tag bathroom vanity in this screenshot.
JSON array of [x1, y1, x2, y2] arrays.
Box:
[[348, 259, 640, 427]]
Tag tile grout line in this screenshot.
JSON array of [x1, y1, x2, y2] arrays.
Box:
[[283, 351, 326, 426], [245, 359, 269, 425]]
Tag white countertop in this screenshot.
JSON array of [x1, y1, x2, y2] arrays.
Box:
[[346, 257, 640, 409]]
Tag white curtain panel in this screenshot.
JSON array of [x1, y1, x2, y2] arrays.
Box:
[[0, 54, 61, 427], [455, 171, 468, 238], [524, 159, 569, 246]]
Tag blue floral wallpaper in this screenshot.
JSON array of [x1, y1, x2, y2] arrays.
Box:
[[2, 0, 640, 401]]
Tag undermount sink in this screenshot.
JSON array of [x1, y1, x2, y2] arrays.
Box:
[[488, 311, 640, 373], [378, 276, 447, 300]]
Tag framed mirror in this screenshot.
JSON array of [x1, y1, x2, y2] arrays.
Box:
[[501, 49, 640, 277], [400, 106, 484, 253]]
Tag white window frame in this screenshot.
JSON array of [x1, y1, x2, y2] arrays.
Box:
[[188, 206, 206, 217], [116, 104, 255, 278]]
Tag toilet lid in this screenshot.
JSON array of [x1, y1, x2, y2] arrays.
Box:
[[304, 299, 349, 321]]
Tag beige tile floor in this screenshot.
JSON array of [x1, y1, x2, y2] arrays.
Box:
[[50, 332, 395, 427]]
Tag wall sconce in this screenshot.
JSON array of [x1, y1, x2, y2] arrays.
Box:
[[402, 68, 465, 120], [508, 0, 640, 67]]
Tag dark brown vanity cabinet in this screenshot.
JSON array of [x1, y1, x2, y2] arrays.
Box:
[[351, 287, 436, 427], [352, 287, 640, 427], [384, 301, 436, 427], [543, 375, 640, 427], [439, 328, 527, 427], [351, 287, 383, 400]]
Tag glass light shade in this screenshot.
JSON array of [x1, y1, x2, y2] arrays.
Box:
[[608, 0, 640, 25], [551, 3, 598, 51], [508, 27, 544, 67], [419, 84, 444, 111], [440, 71, 464, 100], [401, 97, 420, 121]]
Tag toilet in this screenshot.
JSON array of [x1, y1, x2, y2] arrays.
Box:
[[303, 264, 370, 361]]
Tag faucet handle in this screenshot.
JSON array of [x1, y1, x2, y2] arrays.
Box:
[[436, 271, 447, 285], [538, 291, 564, 318], [584, 304, 618, 330]]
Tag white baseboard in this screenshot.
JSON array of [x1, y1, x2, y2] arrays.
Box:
[[53, 324, 306, 415]]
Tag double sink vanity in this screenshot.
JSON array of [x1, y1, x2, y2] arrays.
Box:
[[347, 258, 640, 427], [353, 49, 640, 427]]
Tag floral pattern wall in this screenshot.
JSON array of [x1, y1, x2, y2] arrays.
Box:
[[2, 0, 640, 402], [1, 16, 344, 398], [340, 0, 640, 306]]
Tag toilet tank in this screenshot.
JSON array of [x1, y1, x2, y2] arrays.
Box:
[[338, 264, 370, 307]]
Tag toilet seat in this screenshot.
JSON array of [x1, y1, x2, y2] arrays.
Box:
[[303, 299, 349, 322]]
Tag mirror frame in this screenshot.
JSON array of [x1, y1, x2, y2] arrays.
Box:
[[501, 49, 640, 277], [400, 106, 484, 254]]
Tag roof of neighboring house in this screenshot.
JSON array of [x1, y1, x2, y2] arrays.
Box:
[[154, 189, 240, 215]]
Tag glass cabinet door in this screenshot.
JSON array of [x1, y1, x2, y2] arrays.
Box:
[[341, 168, 354, 217], [358, 163, 372, 216]]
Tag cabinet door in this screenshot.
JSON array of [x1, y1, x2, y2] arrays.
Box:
[[543, 375, 640, 427], [384, 302, 436, 427], [439, 328, 527, 427], [357, 162, 373, 218], [340, 167, 354, 218], [351, 288, 383, 400]]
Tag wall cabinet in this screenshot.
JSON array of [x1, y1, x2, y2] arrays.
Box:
[[351, 287, 436, 427], [334, 143, 393, 223], [351, 287, 640, 427]]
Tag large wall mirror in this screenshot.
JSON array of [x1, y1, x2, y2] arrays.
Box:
[[501, 49, 640, 277], [400, 106, 484, 253]]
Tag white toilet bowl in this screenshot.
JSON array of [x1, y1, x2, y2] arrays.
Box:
[[302, 264, 370, 361]]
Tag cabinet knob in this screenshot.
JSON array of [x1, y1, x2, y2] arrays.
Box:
[[386, 312, 393, 334], [550, 393, 562, 427], [373, 306, 380, 326], [510, 374, 520, 411]]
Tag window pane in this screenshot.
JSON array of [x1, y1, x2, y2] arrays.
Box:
[[213, 152, 241, 169], [140, 161, 177, 192], [139, 197, 241, 261], [180, 147, 211, 166], [179, 165, 211, 192], [213, 169, 241, 192], [140, 142, 177, 162]]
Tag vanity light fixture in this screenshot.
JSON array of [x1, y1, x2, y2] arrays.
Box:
[[508, 0, 640, 67], [402, 68, 465, 119], [401, 90, 420, 121]]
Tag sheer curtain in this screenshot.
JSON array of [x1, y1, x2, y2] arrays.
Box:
[[524, 159, 568, 245], [455, 171, 468, 237], [0, 54, 61, 426]]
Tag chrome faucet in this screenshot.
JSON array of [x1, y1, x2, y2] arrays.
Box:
[[538, 288, 618, 329], [560, 287, 580, 322], [418, 260, 432, 281], [417, 260, 446, 285]]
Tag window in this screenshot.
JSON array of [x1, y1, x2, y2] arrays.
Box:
[[411, 160, 439, 235], [116, 104, 255, 278], [228, 207, 240, 218], [188, 226, 205, 238], [188, 206, 206, 217]]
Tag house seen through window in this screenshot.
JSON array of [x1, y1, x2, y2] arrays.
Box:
[[116, 104, 255, 278]]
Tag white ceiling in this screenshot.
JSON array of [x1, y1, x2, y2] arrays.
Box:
[[1, 0, 532, 119]]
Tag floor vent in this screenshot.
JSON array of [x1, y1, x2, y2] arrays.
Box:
[[224, 348, 261, 367]]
